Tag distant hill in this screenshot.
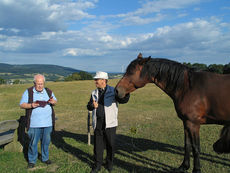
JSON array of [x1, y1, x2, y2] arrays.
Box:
[[0, 63, 81, 75], [0, 63, 82, 82]]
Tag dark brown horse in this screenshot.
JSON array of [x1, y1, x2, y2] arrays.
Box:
[[115, 53, 230, 173]]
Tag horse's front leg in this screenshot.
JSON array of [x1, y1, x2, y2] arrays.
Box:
[[181, 122, 192, 170], [173, 121, 192, 173], [187, 121, 201, 173]]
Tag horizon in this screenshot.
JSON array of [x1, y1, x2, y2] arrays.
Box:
[[1, 60, 230, 74], [0, 61, 230, 73]]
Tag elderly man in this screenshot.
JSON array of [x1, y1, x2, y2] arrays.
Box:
[[87, 71, 130, 173], [20, 74, 57, 168]]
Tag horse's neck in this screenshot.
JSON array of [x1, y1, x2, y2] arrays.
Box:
[[152, 78, 167, 91], [153, 80, 174, 98], [152, 69, 189, 99]]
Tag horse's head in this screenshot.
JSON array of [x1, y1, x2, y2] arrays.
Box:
[[115, 53, 151, 99]]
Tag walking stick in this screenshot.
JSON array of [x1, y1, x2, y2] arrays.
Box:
[[87, 111, 92, 145]]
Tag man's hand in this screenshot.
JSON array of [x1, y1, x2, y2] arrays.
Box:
[[32, 102, 39, 108], [48, 97, 57, 105], [93, 100, 98, 109], [20, 102, 39, 109]]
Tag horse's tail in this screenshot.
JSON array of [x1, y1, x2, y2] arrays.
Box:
[[213, 125, 230, 154]]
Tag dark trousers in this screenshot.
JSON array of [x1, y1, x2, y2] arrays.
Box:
[[94, 118, 116, 168]]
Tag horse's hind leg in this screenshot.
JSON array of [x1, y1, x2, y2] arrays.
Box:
[[213, 125, 230, 153]]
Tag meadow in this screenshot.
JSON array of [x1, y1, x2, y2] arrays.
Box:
[[0, 79, 230, 173]]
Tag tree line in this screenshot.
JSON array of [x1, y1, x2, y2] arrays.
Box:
[[183, 62, 230, 74], [0, 62, 230, 85], [0, 71, 93, 84]]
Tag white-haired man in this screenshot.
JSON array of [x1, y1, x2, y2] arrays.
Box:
[[20, 74, 57, 168], [87, 71, 130, 173]]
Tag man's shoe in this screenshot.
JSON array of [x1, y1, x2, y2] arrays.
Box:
[[28, 163, 35, 169], [107, 167, 113, 172], [106, 165, 113, 172], [105, 162, 113, 172], [90, 166, 101, 173], [42, 159, 52, 165]]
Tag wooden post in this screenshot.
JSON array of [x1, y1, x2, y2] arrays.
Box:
[[0, 120, 19, 147], [87, 111, 92, 145]]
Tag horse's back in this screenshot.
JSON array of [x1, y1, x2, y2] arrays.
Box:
[[193, 72, 230, 95], [182, 72, 230, 123]]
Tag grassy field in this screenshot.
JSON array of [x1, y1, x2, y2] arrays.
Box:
[[0, 79, 230, 173]]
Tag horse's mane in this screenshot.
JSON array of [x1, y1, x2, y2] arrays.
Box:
[[126, 57, 194, 93]]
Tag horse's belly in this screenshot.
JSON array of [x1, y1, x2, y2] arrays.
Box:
[[205, 107, 230, 124]]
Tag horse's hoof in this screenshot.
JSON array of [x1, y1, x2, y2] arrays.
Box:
[[192, 169, 201, 173], [170, 167, 188, 173]]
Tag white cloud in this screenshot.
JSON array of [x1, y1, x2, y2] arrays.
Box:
[[1, 0, 14, 5], [63, 48, 106, 56], [100, 35, 113, 42], [0, 36, 23, 51], [120, 13, 165, 25], [0, 0, 229, 72], [38, 32, 58, 40], [136, 0, 200, 15], [63, 48, 78, 56], [104, 0, 200, 27], [116, 0, 200, 20], [0, 0, 97, 36], [1, 16, 229, 65], [48, 1, 96, 21], [128, 18, 230, 64]]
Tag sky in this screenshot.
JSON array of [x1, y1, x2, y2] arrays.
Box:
[[0, 0, 230, 72]]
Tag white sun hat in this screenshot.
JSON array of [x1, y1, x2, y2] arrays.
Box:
[[93, 71, 108, 79]]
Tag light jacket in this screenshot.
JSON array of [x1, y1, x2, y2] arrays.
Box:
[[91, 85, 118, 129]]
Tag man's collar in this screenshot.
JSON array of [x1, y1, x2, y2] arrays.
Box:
[[33, 87, 44, 94], [98, 85, 107, 91]]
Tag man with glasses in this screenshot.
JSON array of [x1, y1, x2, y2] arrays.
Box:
[[20, 74, 57, 169]]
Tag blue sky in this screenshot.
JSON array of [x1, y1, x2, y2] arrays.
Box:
[[0, 0, 230, 72]]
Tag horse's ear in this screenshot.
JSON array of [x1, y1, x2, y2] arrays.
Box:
[[137, 53, 143, 59], [139, 57, 151, 65]]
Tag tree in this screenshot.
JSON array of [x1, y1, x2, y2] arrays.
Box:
[[183, 62, 208, 71], [64, 73, 81, 81], [78, 71, 93, 80], [208, 64, 224, 74], [64, 71, 93, 81], [13, 79, 20, 84], [223, 63, 230, 74], [192, 63, 207, 71], [183, 62, 192, 68], [0, 78, 5, 84]]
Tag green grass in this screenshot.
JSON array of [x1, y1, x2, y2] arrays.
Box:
[[0, 80, 230, 173]]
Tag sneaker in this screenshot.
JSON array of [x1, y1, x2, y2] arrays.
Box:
[[28, 163, 35, 169], [42, 160, 52, 165]]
